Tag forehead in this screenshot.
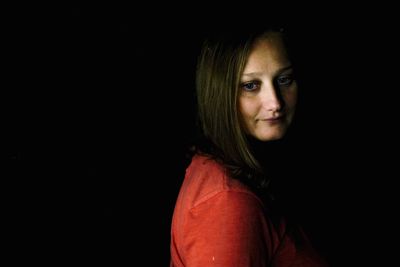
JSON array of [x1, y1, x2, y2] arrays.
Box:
[[243, 33, 290, 72]]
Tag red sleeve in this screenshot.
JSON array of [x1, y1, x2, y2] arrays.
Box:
[[182, 191, 271, 267]]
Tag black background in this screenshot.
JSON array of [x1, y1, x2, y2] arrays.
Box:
[[4, 3, 398, 266]]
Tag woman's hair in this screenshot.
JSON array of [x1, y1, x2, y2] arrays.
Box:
[[193, 25, 295, 191]]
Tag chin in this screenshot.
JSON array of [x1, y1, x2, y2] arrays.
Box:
[[256, 130, 286, 142]]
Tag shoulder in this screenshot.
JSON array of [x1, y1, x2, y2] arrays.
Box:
[[181, 154, 263, 211]]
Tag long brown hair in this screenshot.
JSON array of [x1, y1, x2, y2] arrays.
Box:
[[193, 27, 292, 190]]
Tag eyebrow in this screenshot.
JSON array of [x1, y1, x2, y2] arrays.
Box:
[[242, 65, 293, 77]]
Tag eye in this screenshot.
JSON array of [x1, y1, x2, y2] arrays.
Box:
[[276, 74, 294, 87], [241, 81, 260, 91]]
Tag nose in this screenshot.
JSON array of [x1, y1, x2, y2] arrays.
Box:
[[260, 84, 282, 112]]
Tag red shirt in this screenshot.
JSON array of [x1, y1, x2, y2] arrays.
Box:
[[170, 154, 328, 267]]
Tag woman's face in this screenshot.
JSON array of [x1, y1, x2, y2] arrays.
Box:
[[239, 33, 298, 141]]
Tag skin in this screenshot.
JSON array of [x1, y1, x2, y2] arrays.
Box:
[[239, 33, 298, 141]]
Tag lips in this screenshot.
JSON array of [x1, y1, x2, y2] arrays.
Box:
[[260, 115, 284, 121]]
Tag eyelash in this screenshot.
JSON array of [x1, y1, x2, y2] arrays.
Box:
[[276, 75, 294, 86], [241, 75, 294, 92], [241, 81, 261, 91]]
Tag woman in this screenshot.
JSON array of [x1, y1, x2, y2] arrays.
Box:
[[170, 25, 329, 266]]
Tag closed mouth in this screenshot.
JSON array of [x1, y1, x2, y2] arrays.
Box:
[[260, 115, 284, 121]]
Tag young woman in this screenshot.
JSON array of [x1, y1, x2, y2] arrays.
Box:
[[170, 25, 329, 266]]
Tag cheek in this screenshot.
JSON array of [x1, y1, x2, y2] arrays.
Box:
[[283, 89, 298, 110], [239, 98, 257, 120], [238, 99, 255, 134]]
